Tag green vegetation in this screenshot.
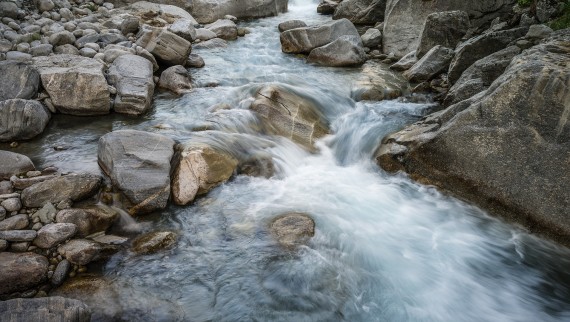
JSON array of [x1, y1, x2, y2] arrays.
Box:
[[549, 1, 570, 30], [518, 0, 533, 7]]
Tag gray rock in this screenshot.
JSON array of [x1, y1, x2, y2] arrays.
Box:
[[51, 259, 71, 286], [351, 59, 409, 101], [120, 15, 140, 35], [0, 239, 6, 251], [158, 65, 192, 95], [107, 54, 155, 115], [0, 296, 91, 321], [185, 53, 205, 68], [59, 8, 73, 21], [191, 0, 287, 24], [0, 61, 39, 101], [10, 241, 30, 252], [102, 44, 135, 64], [98, 130, 175, 215], [404, 45, 455, 82], [536, 0, 561, 23], [0, 214, 29, 231], [390, 51, 417, 71], [526, 24, 553, 40], [30, 44, 53, 57], [1, 198, 21, 212], [332, 0, 386, 24], [307, 35, 366, 67], [38, 0, 55, 12], [136, 24, 191, 66], [0, 39, 13, 53], [416, 11, 470, 58], [33, 223, 77, 248], [0, 2, 20, 19], [35, 202, 57, 224], [74, 33, 100, 48], [33, 54, 110, 115], [57, 239, 101, 265], [21, 173, 102, 208], [11, 174, 60, 190], [361, 28, 382, 48], [195, 28, 217, 41], [280, 18, 360, 54], [205, 19, 238, 41], [0, 99, 51, 142], [168, 18, 196, 42], [192, 38, 228, 50], [270, 213, 315, 248], [278, 20, 307, 32], [317, 0, 339, 15], [131, 231, 177, 254], [0, 150, 35, 180], [0, 230, 37, 242], [0, 252, 48, 295], [6, 51, 32, 62], [79, 47, 97, 58], [53, 44, 80, 55], [49, 30, 76, 47], [0, 181, 12, 194]]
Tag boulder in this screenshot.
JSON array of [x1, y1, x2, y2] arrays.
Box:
[[361, 28, 382, 48], [447, 27, 528, 84], [98, 130, 175, 215], [131, 231, 177, 254], [56, 207, 118, 237], [403, 45, 455, 82], [1, 198, 21, 212], [191, 0, 288, 24], [117, 1, 198, 23], [375, 30, 570, 243], [107, 54, 155, 115], [171, 141, 238, 205], [0, 297, 91, 322], [57, 239, 101, 265], [0, 150, 35, 180], [195, 28, 217, 41], [33, 55, 110, 115], [351, 59, 409, 101], [21, 174, 102, 208], [49, 31, 76, 47], [33, 223, 77, 249], [0, 2, 20, 19], [277, 20, 307, 32], [536, 0, 561, 23], [332, 0, 386, 24], [136, 24, 191, 66], [0, 214, 29, 231], [280, 18, 360, 54], [0, 99, 51, 142], [444, 46, 521, 106], [317, 0, 339, 15], [158, 65, 192, 95], [250, 85, 330, 149], [390, 51, 417, 71], [168, 18, 197, 42], [307, 35, 366, 67], [192, 38, 228, 50], [0, 252, 48, 295], [0, 61, 40, 101], [270, 213, 315, 248], [205, 19, 238, 41], [186, 54, 205, 68], [416, 11, 469, 58], [525, 24, 554, 40]]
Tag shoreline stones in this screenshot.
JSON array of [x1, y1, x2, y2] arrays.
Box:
[[21, 173, 102, 208], [131, 231, 177, 254]]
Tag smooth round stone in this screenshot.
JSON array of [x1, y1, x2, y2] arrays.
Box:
[[15, 43, 29, 53], [1, 198, 22, 212]]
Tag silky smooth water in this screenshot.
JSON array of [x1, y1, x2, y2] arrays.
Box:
[[5, 1, 570, 321]]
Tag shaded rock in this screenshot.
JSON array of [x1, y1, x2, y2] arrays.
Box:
[[278, 20, 307, 32], [21, 174, 102, 208], [0, 239, 6, 251], [33, 55, 110, 115], [270, 213, 315, 248], [536, 0, 561, 23], [191, 0, 288, 24], [185, 53, 205, 68], [158, 65, 192, 95], [0, 214, 28, 231], [307, 35, 366, 67], [390, 51, 417, 71], [416, 10, 469, 58], [51, 259, 71, 286], [131, 231, 177, 254], [0, 296, 90, 322], [0, 61, 40, 101], [56, 207, 118, 237], [0, 252, 48, 295], [280, 18, 360, 54], [332, 0, 386, 24], [107, 54, 155, 115], [34, 223, 77, 249], [10, 241, 31, 252], [205, 19, 238, 40], [0, 230, 37, 242], [0, 150, 35, 180], [98, 130, 175, 215], [351, 59, 409, 101], [57, 239, 101, 265], [317, 0, 339, 15], [361, 28, 382, 48], [168, 18, 196, 42], [0, 99, 51, 142], [192, 38, 228, 50], [136, 24, 191, 66], [526, 24, 553, 40], [404, 45, 455, 83], [0, 181, 13, 194]]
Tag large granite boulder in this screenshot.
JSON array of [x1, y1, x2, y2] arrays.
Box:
[[351, 59, 409, 101], [107, 54, 155, 115], [382, 0, 516, 57], [307, 35, 366, 67], [98, 130, 175, 215], [280, 18, 360, 54], [403, 45, 455, 82], [57, 239, 102, 265], [205, 19, 238, 41], [278, 20, 307, 32], [158, 65, 192, 95], [0, 150, 35, 180], [0, 297, 91, 322], [0, 99, 50, 142], [416, 11, 469, 58], [136, 25, 191, 66], [0, 61, 40, 101], [168, 18, 197, 42], [375, 30, 570, 243], [33, 55, 110, 115], [191, 0, 288, 24], [21, 174, 102, 208], [0, 252, 48, 296], [332, 0, 386, 25]]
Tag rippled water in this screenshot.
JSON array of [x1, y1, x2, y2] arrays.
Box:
[[6, 0, 570, 321]]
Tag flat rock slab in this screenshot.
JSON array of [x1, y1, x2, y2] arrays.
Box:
[[0, 252, 48, 295], [0, 296, 91, 322], [0, 150, 35, 180], [21, 174, 102, 208]]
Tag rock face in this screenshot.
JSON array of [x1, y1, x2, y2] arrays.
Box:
[[270, 213, 315, 248], [56, 207, 118, 237], [205, 19, 238, 41], [34, 223, 77, 249], [0, 99, 51, 142], [191, 0, 288, 24], [332, 0, 386, 25], [98, 130, 175, 215], [33, 55, 110, 115], [131, 231, 177, 254], [0, 61, 40, 101], [158, 65, 192, 95], [390, 51, 418, 71], [21, 174, 102, 208], [416, 11, 469, 58], [0, 151, 35, 180], [250, 85, 330, 149], [307, 35, 366, 67], [351, 60, 409, 101], [0, 252, 48, 295], [382, 0, 516, 57], [107, 54, 155, 115], [0, 297, 91, 322], [171, 142, 238, 205], [280, 18, 360, 54], [403, 45, 455, 82], [376, 31, 570, 243], [136, 25, 191, 66]]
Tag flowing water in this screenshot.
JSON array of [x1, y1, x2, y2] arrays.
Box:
[[4, 1, 570, 321]]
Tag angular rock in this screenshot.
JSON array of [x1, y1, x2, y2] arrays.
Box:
[[33, 55, 110, 115], [361, 28, 382, 48], [278, 20, 307, 32], [98, 130, 175, 215], [131, 231, 177, 254], [195, 28, 217, 41], [307, 35, 366, 67], [404, 45, 455, 82], [332, 0, 386, 24], [416, 11, 470, 58], [107, 54, 155, 115], [136, 25, 191, 66], [158, 65, 192, 95], [0, 230, 37, 242], [58, 239, 102, 265], [0, 252, 48, 295], [390, 51, 417, 71], [0, 296, 91, 321], [0, 150, 35, 180], [168, 18, 197, 42], [0, 61, 40, 101], [34, 223, 77, 249], [351, 59, 409, 101], [526, 24, 553, 40], [536, 0, 561, 23], [191, 0, 288, 24], [0, 99, 51, 142], [270, 213, 315, 248], [280, 18, 360, 54], [21, 174, 102, 208], [205, 19, 237, 40], [56, 207, 118, 237], [0, 214, 28, 231]]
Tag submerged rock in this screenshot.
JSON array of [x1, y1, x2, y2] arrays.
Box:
[[270, 213, 315, 248], [0, 297, 91, 322], [0, 252, 48, 296], [131, 231, 177, 254], [0, 99, 51, 142]]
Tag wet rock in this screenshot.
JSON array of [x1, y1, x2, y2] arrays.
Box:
[[191, 0, 288, 24], [307, 35, 366, 67], [34, 223, 77, 249], [278, 20, 307, 32], [1, 198, 21, 212], [280, 18, 360, 54], [416, 11, 469, 58], [0, 61, 40, 101], [270, 213, 315, 248], [237, 154, 274, 178], [98, 130, 175, 215], [0, 99, 51, 142], [195, 28, 217, 41], [131, 231, 177, 254], [390, 51, 417, 71], [56, 207, 118, 237], [332, 0, 386, 24], [21, 174, 102, 208], [168, 18, 196, 42], [185, 53, 205, 68], [0, 296, 91, 321], [58, 239, 101, 265], [351, 59, 409, 101], [193, 38, 228, 50], [404, 45, 455, 83], [136, 24, 191, 66], [171, 142, 238, 205], [33, 54, 110, 115], [107, 54, 155, 115], [158, 65, 192, 95], [51, 259, 71, 286], [205, 19, 238, 41], [0, 230, 37, 242], [0, 214, 29, 231], [361, 28, 382, 48], [0, 252, 48, 295], [0, 150, 35, 180]]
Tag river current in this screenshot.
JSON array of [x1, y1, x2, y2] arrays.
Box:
[[4, 1, 570, 321]]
